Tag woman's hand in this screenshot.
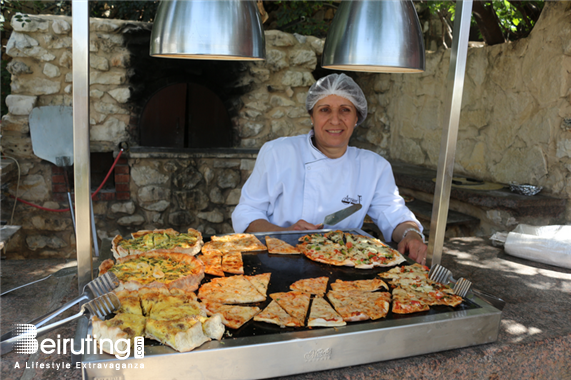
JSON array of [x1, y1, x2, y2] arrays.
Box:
[[286, 220, 323, 231], [392, 222, 428, 265], [398, 233, 427, 265], [245, 219, 323, 233]]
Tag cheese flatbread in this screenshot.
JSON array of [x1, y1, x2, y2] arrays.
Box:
[[307, 297, 346, 327], [244, 273, 271, 297], [199, 253, 224, 277], [330, 278, 388, 292], [112, 228, 203, 259], [265, 236, 300, 254], [290, 277, 329, 296], [221, 251, 244, 274], [202, 301, 261, 329], [270, 291, 310, 325], [208, 233, 267, 252], [198, 276, 266, 304], [253, 300, 302, 327]]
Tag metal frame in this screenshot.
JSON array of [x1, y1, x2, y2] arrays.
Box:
[[72, 0, 92, 291], [427, 0, 474, 266]]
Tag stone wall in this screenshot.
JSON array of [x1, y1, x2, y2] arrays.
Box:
[[1, 2, 570, 259]]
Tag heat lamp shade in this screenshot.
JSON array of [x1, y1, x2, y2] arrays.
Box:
[[322, 0, 425, 73], [150, 0, 265, 61]]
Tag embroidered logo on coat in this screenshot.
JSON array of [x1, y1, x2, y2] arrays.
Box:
[[341, 195, 361, 205]]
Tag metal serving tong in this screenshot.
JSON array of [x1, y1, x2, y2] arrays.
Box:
[[1, 293, 121, 355], [0, 272, 119, 355], [429, 264, 505, 310], [31, 272, 119, 328]]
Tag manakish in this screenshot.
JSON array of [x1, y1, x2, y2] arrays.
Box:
[[202, 301, 261, 329], [253, 300, 302, 327], [289, 277, 329, 296], [330, 278, 388, 292], [198, 276, 266, 304], [307, 297, 346, 327], [326, 290, 391, 321], [221, 251, 244, 274], [265, 236, 300, 254], [245, 273, 271, 296], [199, 253, 225, 277], [269, 291, 311, 325]]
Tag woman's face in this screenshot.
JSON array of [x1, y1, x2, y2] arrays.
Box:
[[310, 95, 359, 158]]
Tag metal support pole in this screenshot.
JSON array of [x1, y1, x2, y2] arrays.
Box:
[[427, 0, 473, 267], [72, 0, 92, 291]]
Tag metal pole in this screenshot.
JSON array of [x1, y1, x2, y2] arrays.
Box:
[[72, 0, 92, 291], [427, 0, 473, 267]]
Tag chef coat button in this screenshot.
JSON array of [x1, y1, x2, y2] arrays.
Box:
[[307, 166, 311, 170]]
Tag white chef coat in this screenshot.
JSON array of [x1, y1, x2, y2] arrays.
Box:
[[232, 131, 421, 242]]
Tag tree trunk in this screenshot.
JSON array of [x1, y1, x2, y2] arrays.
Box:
[[472, 1, 506, 45]]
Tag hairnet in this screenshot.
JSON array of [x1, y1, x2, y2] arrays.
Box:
[[305, 73, 368, 126]]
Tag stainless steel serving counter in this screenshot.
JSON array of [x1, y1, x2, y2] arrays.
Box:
[[75, 230, 501, 380]]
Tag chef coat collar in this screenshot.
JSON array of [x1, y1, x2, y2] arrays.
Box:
[[306, 130, 350, 162]]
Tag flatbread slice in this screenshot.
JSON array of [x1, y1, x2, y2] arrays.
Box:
[[326, 290, 369, 322], [198, 276, 266, 304], [145, 317, 210, 352], [245, 273, 271, 296], [290, 277, 329, 296], [253, 300, 302, 327], [330, 278, 388, 292], [307, 297, 346, 327], [392, 288, 430, 314], [221, 251, 244, 274], [199, 253, 224, 277], [270, 291, 310, 325], [210, 233, 267, 252], [265, 236, 300, 254], [357, 292, 391, 320], [202, 301, 261, 329]]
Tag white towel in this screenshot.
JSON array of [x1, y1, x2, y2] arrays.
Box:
[[504, 224, 571, 269]]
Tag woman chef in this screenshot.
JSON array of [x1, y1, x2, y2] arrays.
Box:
[[231, 73, 428, 264]]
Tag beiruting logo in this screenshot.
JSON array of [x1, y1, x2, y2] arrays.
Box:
[[13, 324, 144, 360]]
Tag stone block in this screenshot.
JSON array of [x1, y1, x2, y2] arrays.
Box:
[[11, 14, 49, 32], [138, 185, 171, 203], [2, 131, 34, 158], [289, 49, 317, 69], [141, 200, 170, 212], [52, 19, 71, 35], [7, 60, 32, 75], [265, 30, 296, 47], [169, 211, 194, 226], [11, 77, 60, 95], [90, 70, 126, 85], [108, 88, 130, 103], [239, 122, 264, 138], [1, 114, 30, 133], [46, 35, 72, 49], [226, 189, 241, 205], [110, 201, 136, 215], [266, 49, 288, 72], [131, 165, 169, 186], [270, 95, 296, 107], [93, 100, 129, 115], [217, 169, 240, 189], [43, 63, 60, 78], [174, 190, 209, 211], [173, 166, 203, 190], [90, 117, 128, 143], [209, 187, 225, 204], [196, 210, 224, 223], [117, 214, 145, 226], [6, 95, 38, 116], [90, 54, 110, 71]]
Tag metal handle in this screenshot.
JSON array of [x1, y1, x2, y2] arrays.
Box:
[[0, 275, 52, 296]]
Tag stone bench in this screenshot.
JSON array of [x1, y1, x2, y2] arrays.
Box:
[[390, 160, 567, 236]]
